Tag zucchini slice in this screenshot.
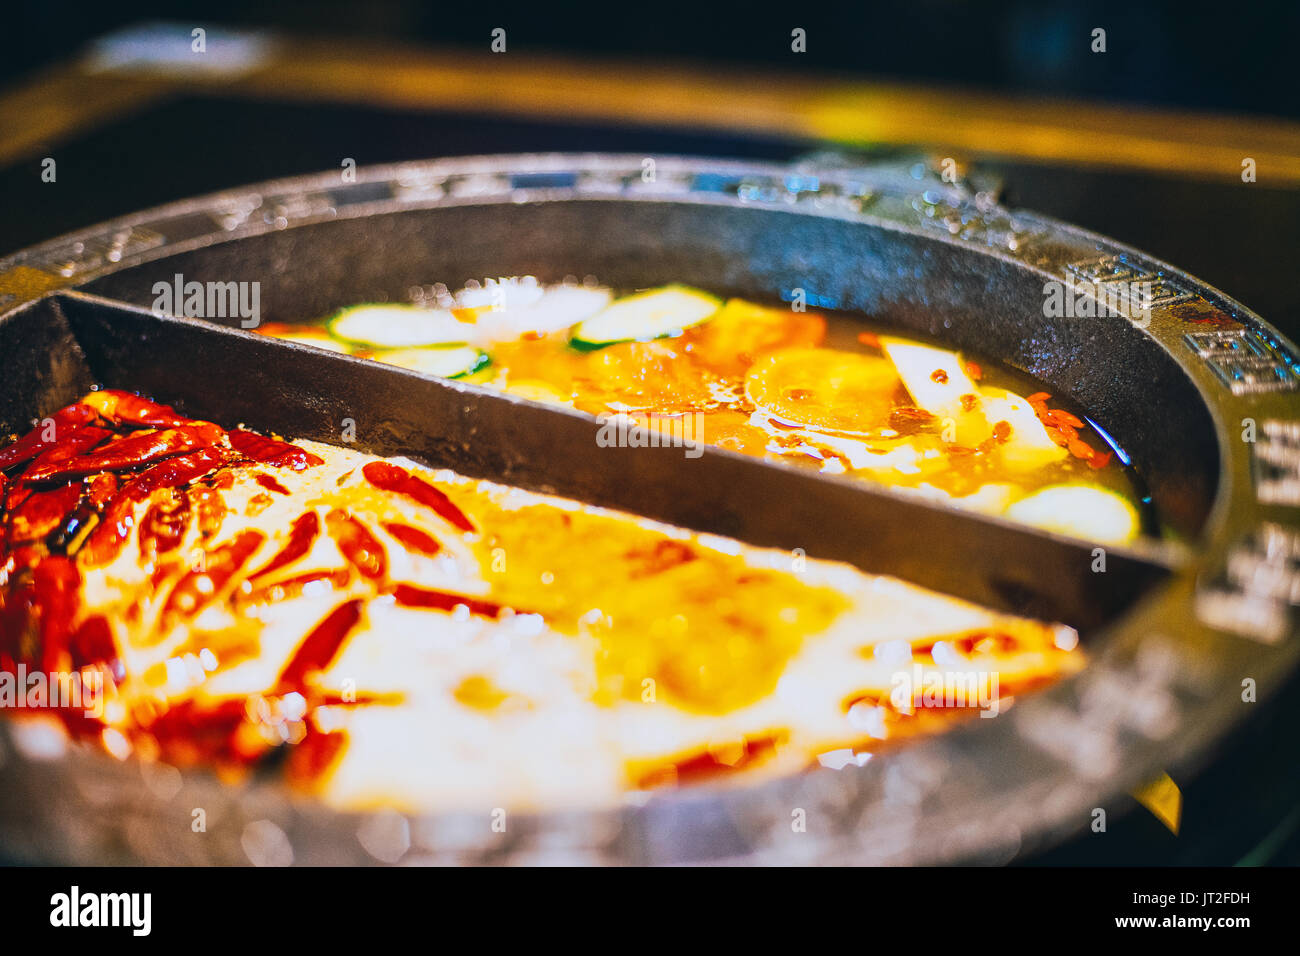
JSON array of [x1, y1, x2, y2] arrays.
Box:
[[1005, 484, 1139, 545], [328, 304, 473, 349], [371, 346, 490, 379], [570, 286, 721, 350]]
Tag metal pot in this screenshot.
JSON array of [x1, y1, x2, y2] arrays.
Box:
[[1, 153, 1296, 865]]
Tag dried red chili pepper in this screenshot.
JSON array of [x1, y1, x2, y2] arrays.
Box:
[[254, 474, 290, 495], [1067, 438, 1096, 461], [81, 390, 192, 428], [187, 485, 227, 540], [16, 424, 112, 483], [138, 490, 192, 556], [238, 567, 351, 608], [22, 424, 220, 483], [286, 725, 349, 785], [31, 555, 81, 673], [70, 614, 121, 679], [7, 483, 82, 543], [633, 732, 782, 791], [82, 447, 228, 566], [389, 583, 509, 619], [361, 461, 474, 532], [140, 697, 265, 769], [248, 511, 320, 581], [0, 577, 33, 663], [124, 446, 229, 501], [2, 478, 28, 511], [228, 429, 323, 470], [160, 529, 265, 626], [381, 521, 441, 557], [1044, 408, 1086, 430], [950, 631, 1020, 657], [1026, 395, 1111, 467], [0, 544, 42, 582], [276, 598, 365, 693], [0, 404, 99, 471], [326, 509, 387, 580], [87, 473, 119, 508]]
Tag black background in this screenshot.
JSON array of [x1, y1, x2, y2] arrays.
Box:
[[5, 0, 1299, 118]]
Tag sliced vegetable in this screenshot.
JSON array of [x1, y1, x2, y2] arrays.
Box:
[[1005, 484, 1139, 544], [370, 346, 490, 379], [878, 338, 988, 442], [978, 387, 1068, 470], [473, 285, 613, 344], [570, 286, 721, 350], [744, 347, 900, 435], [328, 304, 474, 348]]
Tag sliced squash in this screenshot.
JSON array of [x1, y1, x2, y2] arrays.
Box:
[[570, 286, 721, 349], [370, 346, 490, 379], [1005, 484, 1140, 544], [328, 304, 474, 348]]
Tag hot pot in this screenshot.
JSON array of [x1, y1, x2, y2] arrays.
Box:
[[0, 154, 1296, 865]]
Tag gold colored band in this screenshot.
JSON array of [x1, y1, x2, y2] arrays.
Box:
[[3, 38, 1297, 183]]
